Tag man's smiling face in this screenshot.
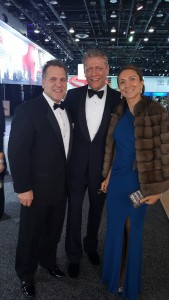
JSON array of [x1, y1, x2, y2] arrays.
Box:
[[84, 56, 109, 91], [42, 65, 67, 103]]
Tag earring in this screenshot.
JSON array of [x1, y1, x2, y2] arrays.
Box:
[[120, 94, 123, 99]]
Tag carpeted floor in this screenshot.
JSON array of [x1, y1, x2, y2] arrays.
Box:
[[0, 178, 169, 300]]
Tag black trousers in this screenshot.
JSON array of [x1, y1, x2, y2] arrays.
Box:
[[65, 175, 105, 263], [15, 199, 66, 281]]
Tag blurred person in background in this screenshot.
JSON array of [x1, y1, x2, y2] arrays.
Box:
[[0, 99, 6, 220]]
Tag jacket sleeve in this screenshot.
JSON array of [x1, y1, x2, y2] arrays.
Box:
[[136, 106, 169, 196], [8, 105, 34, 193]]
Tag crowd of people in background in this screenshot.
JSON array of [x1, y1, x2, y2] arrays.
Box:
[[0, 49, 169, 300]]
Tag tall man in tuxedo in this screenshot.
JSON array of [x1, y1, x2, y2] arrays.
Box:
[[8, 59, 72, 298], [65, 49, 121, 277]]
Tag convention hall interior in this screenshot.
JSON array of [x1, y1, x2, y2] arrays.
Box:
[[0, 0, 169, 299]]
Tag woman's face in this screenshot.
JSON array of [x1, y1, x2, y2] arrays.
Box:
[[118, 69, 144, 102]]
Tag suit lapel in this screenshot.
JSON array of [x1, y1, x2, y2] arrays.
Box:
[[66, 108, 73, 161], [39, 96, 66, 157], [46, 104, 73, 161], [78, 85, 91, 141], [92, 85, 113, 142], [47, 107, 66, 156]]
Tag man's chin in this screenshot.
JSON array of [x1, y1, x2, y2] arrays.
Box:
[[89, 85, 101, 91], [52, 97, 64, 103]]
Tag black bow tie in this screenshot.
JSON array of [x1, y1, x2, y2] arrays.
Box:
[[88, 89, 104, 99], [53, 101, 65, 110]]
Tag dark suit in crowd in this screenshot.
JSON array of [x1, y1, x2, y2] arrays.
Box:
[[0, 99, 6, 219]]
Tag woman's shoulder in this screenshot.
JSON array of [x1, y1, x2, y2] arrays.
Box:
[[147, 99, 165, 111], [135, 97, 166, 116]]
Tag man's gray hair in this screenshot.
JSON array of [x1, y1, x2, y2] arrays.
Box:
[[82, 49, 109, 66]]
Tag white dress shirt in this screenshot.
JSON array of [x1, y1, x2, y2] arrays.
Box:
[[43, 92, 70, 157], [85, 85, 107, 141]]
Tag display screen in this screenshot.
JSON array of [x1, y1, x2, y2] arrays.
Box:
[[0, 19, 55, 85], [144, 92, 168, 97]]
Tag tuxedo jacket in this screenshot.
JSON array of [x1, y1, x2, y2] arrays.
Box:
[[8, 95, 73, 204], [65, 84, 121, 185]]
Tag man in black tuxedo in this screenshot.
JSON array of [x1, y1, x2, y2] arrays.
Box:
[[8, 59, 72, 298], [65, 49, 121, 277]]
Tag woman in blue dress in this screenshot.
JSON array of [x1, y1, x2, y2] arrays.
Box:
[[101, 65, 169, 299]]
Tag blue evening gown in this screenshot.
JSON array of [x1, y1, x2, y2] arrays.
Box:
[[102, 107, 147, 300]]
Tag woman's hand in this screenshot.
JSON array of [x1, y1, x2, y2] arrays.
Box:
[[140, 194, 161, 205], [101, 177, 110, 193]]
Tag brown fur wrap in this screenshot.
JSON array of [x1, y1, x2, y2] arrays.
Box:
[[102, 98, 169, 196]]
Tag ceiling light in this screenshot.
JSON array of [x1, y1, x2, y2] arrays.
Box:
[[148, 26, 154, 33], [19, 13, 25, 20], [60, 11, 66, 19], [111, 27, 116, 33], [75, 33, 89, 39], [110, 0, 117, 3], [45, 36, 51, 42], [110, 11, 117, 18], [156, 10, 163, 17], [69, 28, 75, 33], [4, 1, 12, 6], [144, 37, 149, 41], [75, 38, 80, 42], [49, 0, 58, 4], [128, 36, 133, 42], [130, 28, 135, 34], [137, 3, 143, 10], [34, 27, 40, 33], [111, 38, 116, 41]]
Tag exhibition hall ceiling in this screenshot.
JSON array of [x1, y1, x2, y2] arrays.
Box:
[[1, 0, 169, 75]]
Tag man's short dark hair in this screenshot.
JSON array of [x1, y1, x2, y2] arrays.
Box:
[[42, 59, 67, 79], [82, 49, 108, 66]]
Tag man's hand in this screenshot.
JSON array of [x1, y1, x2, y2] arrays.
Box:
[[18, 190, 34, 207], [0, 162, 5, 173]]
